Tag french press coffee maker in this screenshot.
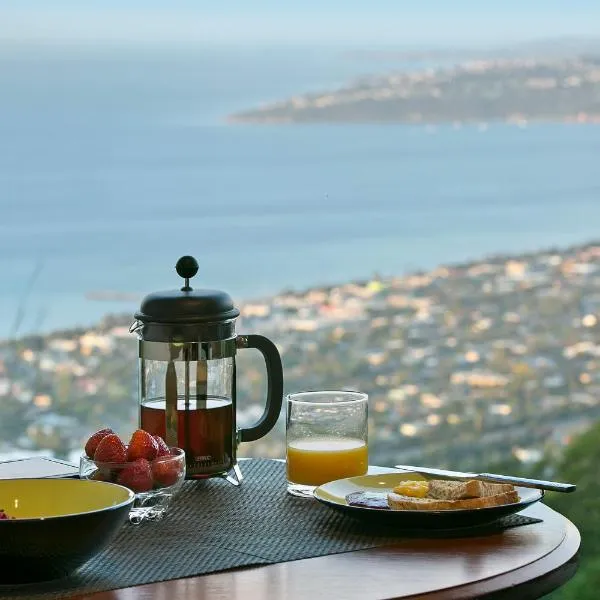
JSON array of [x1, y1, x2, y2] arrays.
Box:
[[130, 256, 284, 485]]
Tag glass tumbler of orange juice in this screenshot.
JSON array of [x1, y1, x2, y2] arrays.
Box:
[[286, 391, 368, 497]]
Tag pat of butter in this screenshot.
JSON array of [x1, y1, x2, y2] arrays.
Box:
[[392, 480, 429, 498]]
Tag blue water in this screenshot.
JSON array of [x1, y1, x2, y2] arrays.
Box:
[[1, 43, 600, 337]]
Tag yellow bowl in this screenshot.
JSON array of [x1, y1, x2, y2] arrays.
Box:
[[0, 478, 134, 584]]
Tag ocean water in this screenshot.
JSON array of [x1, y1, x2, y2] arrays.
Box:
[[1, 43, 600, 337]]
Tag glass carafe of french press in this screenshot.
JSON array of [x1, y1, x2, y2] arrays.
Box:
[[130, 256, 284, 485]]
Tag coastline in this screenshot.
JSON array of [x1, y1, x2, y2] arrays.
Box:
[[4, 237, 599, 344], [227, 56, 600, 125]]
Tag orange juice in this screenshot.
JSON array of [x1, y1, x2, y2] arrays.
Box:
[[286, 438, 368, 486]]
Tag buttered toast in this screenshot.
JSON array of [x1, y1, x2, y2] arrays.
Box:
[[387, 478, 520, 511], [427, 479, 515, 500], [388, 489, 519, 511]]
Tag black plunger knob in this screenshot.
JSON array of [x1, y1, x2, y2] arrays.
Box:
[[176, 256, 199, 291]]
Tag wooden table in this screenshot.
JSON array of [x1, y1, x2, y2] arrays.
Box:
[[77, 501, 579, 600]]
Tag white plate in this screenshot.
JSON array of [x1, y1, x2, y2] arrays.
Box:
[[314, 472, 543, 529]]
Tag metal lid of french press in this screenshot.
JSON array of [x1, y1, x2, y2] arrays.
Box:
[[132, 256, 240, 342]]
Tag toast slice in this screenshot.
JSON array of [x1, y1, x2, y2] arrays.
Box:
[[387, 489, 519, 511], [427, 479, 515, 500]]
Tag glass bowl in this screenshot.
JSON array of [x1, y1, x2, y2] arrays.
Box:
[[79, 447, 185, 523]]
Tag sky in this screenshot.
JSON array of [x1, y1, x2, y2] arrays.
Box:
[[1, 0, 599, 47]]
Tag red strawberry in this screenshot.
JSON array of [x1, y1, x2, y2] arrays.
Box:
[[84, 428, 114, 458], [94, 433, 127, 463], [152, 457, 183, 488], [117, 458, 153, 493], [154, 435, 171, 458], [127, 429, 159, 462]]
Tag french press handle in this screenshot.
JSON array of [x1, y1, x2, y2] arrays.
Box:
[[237, 334, 284, 443]]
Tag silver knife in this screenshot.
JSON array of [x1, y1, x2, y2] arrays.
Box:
[[394, 465, 576, 493]]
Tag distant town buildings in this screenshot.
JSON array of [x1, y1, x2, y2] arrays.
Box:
[[229, 56, 600, 125], [2, 242, 600, 469]]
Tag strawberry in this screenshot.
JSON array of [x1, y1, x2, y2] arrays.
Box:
[[84, 428, 114, 458], [154, 435, 171, 458], [152, 456, 183, 488], [117, 458, 153, 493], [127, 429, 159, 462], [94, 433, 127, 463]]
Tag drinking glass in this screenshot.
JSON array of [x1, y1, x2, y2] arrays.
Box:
[[286, 390, 368, 497]]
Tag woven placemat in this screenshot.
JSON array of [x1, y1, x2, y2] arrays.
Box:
[[0, 459, 542, 600]]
